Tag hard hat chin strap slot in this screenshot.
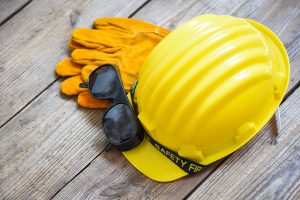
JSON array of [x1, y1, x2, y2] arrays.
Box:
[[144, 131, 207, 174]]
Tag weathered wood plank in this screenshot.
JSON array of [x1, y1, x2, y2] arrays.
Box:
[[1, 0, 299, 199], [0, 0, 252, 199], [0, 0, 148, 199], [134, 0, 248, 29], [0, 0, 31, 25], [187, 86, 300, 200], [50, 1, 299, 199], [53, 150, 220, 200], [52, 0, 300, 199], [0, 82, 107, 199], [0, 0, 147, 127]]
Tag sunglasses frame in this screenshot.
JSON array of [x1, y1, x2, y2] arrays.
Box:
[[80, 64, 144, 151]]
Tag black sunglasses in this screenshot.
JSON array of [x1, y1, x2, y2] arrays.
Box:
[[80, 64, 144, 151]]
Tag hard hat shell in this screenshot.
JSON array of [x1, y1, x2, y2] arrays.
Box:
[[123, 14, 289, 182]]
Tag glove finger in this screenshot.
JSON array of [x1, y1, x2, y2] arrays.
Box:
[[71, 49, 120, 66], [81, 65, 99, 82], [61, 75, 88, 95], [72, 28, 129, 48], [71, 38, 123, 53], [78, 92, 111, 108], [72, 26, 169, 50], [70, 39, 108, 51], [93, 18, 139, 33], [94, 18, 170, 37], [69, 40, 88, 50], [71, 38, 107, 50], [56, 58, 82, 76]]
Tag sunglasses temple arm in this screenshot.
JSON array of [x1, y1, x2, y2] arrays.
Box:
[[79, 83, 88, 88]]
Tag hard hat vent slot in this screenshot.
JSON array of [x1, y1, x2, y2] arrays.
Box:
[[178, 144, 204, 162], [235, 122, 257, 144], [138, 112, 155, 134], [273, 72, 285, 99]]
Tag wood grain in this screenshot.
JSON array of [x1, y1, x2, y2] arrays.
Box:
[[187, 84, 300, 200], [0, 0, 148, 199], [0, 0, 299, 199], [52, 0, 300, 199], [0, 0, 147, 127], [0, 82, 107, 199], [0, 0, 250, 199], [51, 149, 221, 200], [0, 0, 31, 25]]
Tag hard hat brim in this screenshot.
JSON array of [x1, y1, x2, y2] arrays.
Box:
[[122, 137, 188, 182]]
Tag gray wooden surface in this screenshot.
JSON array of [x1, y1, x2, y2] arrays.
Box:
[[0, 0, 299, 199], [0, 0, 31, 25]]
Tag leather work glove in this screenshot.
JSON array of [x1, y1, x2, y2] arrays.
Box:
[[56, 18, 170, 108]]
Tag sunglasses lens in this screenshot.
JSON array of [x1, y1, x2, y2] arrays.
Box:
[[89, 65, 118, 99], [103, 104, 143, 151]]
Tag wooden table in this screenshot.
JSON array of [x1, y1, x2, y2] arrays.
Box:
[[1, 0, 300, 199]]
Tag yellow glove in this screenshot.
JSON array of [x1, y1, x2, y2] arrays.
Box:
[[56, 18, 169, 108], [59, 65, 112, 108]]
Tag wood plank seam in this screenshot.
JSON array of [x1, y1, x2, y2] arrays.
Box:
[[52, 8, 300, 200], [0, 0, 151, 127], [49, 80, 299, 200], [50, 0, 300, 198], [0, 0, 33, 27], [181, 83, 300, 199], [46, 3, 159, 199], [2, 1, 154, 198], [2, 0, 297, 129], [49, 148, 100, 199], [181, 77, 300, 199], [0, 1, 153, 129], [0, 0, 153, 129], [0, 0, 153, 198], [128, 0, 152, 18], [186, 82, 300, 199], [182, 158, 227, 200], [283, 78, 300, 102], [0, 77, 59, 130], [1, 0, 299, 199]]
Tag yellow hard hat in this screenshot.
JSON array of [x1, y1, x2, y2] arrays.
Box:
[[123, 14, 289, 182]]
